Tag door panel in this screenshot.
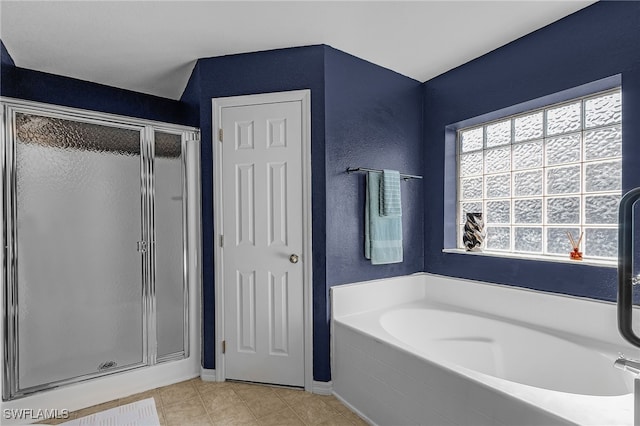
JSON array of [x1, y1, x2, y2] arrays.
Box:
[[221, 100, 304, 386], [154, 131, 186, 359], [14, 113, 145, 390]]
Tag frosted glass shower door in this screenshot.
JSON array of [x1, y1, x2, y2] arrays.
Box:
[[154, 131, 186, 359], [14, 113, 145, 390]]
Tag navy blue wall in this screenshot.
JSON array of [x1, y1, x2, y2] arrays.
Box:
[[423, 1, 640, 301], [325, 48, 424, 285], [1, 40, 15, 67], [185, 45, 424, 381], [323, 48, 423, 379], [180, 45, 327, 376], [1, 40, 190, 125]]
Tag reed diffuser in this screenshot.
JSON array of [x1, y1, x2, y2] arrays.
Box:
[[566, 231, 583, 261]]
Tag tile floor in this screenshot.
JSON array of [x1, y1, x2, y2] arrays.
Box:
[[38, 378, 368, 425]]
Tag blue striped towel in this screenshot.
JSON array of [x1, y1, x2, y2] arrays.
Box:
[[380, 169, 402, 217], [365, 172, 403, 264]]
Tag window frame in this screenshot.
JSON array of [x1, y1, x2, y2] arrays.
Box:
[[453, 86, 622, 263]]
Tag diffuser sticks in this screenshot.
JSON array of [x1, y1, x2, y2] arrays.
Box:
[[567, 231, 583, 261]]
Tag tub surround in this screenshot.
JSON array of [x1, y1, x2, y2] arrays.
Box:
[[332, 274, 638, 425]]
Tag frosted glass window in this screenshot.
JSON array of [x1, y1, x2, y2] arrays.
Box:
[[585, 161, 621, 192], [514, 112, 543, 142], [461, 177, 483, 200], [460, 202, 482, 223], [585, 195, 619, 224], [515, 227, 542, 252], [457, 88, 621, 261], [585, 92, 621, 128], [460, 152, 483, 177], [486, 200, 510, 224], [585, 125, 621, 160], [547, 227, 581, 254], [486, 120, 511, 147], [546, 102, 581, 136], [486, 174, 510, 198], [461, 128, 483, 152], [546, 166, 581, 195], [514, 170, 543, 196], [513, 140, 542, 170], [546, 197, 580, 224], [485, 147, 511, 173], [514, 199, 542, 224], [486, 227, 510, 250], [545, 134, 581, 166], [585, 228, 618, 258]]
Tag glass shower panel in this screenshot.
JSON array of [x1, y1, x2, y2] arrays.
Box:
[[15, 113, 144, 390], [154, 131, 185, 358]]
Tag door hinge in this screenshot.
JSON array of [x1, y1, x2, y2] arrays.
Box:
[[220, 235, 224, 247], [222, 340, 226, 354], [218, 128, 223, 142]]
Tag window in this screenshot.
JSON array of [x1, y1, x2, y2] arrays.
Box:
[[457, 88, 621, 260]]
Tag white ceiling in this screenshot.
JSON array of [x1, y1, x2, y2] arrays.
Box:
[[1, 1, 594, 100]]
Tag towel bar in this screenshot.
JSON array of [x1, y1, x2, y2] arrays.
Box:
[[346, 167, 422, 181]]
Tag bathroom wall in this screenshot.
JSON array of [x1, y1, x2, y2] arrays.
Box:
[[422, 0, 640, 301], [322, 47, 424, 379], [0, 40, 189, 124], [183, 44, 424, 381], [180, 45, 328, 376], [1, 40, 16, 92]]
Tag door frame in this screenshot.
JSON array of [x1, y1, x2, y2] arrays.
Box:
[[212, 90, 313, 391]]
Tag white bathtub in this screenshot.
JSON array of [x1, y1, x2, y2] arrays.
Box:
[[331, 273, 639, 426]]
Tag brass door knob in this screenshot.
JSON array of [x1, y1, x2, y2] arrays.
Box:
[[289, 254, 299, 264]]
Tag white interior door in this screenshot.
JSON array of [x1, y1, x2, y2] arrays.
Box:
[[219, 95, 306, 387]]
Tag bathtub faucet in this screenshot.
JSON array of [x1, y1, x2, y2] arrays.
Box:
[[614, 354, 640, 376]]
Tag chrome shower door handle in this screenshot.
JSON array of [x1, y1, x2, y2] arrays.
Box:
[[137, 241, 148, 253], [289, 254, 299, 264], [618, 187, 640, 348]]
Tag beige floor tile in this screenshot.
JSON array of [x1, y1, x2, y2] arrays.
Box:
[[340, 409, 369, 425], [316, 395, 353, 416], [207, 400, 256, 424], [178, 416, 215, 426], [257, 408, 305, 426], [35, 380, 363, 426], [157, 407, 167, 426], [274, 387, 313, 405], [163, 397, 208, 426], [200, 387, 244, 412], [191, 378, 235, 395], [213, 418, 258, 426], [158, 380, 198, 406], [242, 391, 289, 419], [234, 384, 276, 401], [289, 397, 339, 425], [316, 413, 357, 426]]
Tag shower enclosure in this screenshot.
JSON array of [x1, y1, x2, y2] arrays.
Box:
[[1, 98, 201, 401]]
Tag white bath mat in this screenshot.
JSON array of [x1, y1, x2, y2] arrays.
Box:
[[59, 397, 159, 426]]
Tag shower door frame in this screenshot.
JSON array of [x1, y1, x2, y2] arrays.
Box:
[[1, 98, 199, 401]]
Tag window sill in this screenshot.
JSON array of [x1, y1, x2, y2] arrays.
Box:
[[442, 248, 617, 268]]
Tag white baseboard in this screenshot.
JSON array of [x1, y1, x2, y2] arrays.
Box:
[[312, 380, 333, 395], [200, 367, 217, 382]]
